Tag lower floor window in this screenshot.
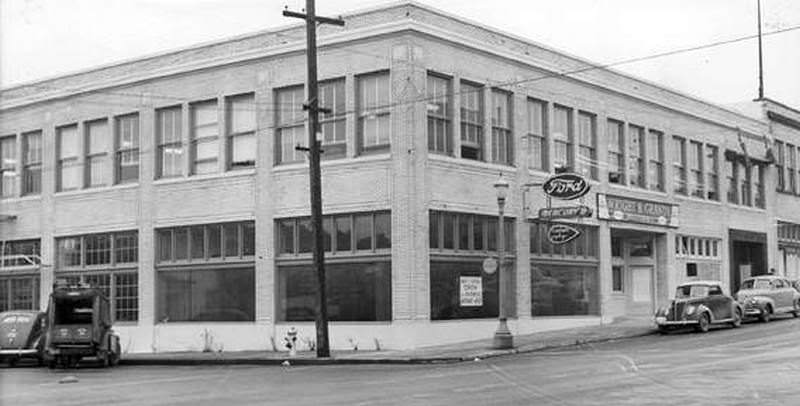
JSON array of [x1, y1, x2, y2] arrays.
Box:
[[430, 260, 506, 320], [532, 263, 599, 316], [0, 275, 40, 311], [157, 267, 254, 322], [277, 261, 391, 322], [60, 271, 138, 322]]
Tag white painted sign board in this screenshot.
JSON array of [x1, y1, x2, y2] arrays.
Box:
[[459, 276, 483, 307]]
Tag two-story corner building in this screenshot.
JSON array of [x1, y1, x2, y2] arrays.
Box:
[[0, 1, 790, 352]]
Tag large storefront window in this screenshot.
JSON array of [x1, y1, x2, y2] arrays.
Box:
[[530, 222, 599, 316], [56, 231, 138, 322], [1, 239, 42, 311], [430, 260, 500, 320], [277, 262, 391, 322], [532, 264, 599, 316], [156, 221, 255, 322], [157, 267, 254, 322], [276, 211, 391, 322]]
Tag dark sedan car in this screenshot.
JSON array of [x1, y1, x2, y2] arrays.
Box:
[[0, 310, 46, 366], [655, 281, 743, 333]]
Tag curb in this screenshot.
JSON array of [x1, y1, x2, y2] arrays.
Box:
[[119, 328, 656, 366]]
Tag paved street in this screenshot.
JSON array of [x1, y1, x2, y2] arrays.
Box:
[[3, 317, 800, 406]]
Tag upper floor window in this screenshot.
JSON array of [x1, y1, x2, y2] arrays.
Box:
[[726, 157, 737, 204], [673, 136, 687, 195], [357, 72, 390, 153], [227, 93, 256, 169], [57, 231, 138, 269], [646, 130, 663, 191], [689, 141, 704, 198], [427, 74, 452, 155], [85, 119, 109, 188], [775, 140, 785, 191], [275, 86, 305, 165], [627, 125, 644, 188], [787, 143, 797, 193], [157, 106, 184, 178], [115, 114, 139, 183], [319, 79, 346, 159], [753, 164, 765, 208], [190, 100, 219, 175], [0, 239, 40, 267], [460, 81, 484, 160], [57, 125, 81, 191], [22, 131, 42, 196], [577, 112, 597, 180], [607, 120, 624, 184], [491, 90, 513, 165], [552, 106, 573, 173], [0, 136, 15, 198], [675, 236, 720, 259], [527, 99, 547, 171], [705, 145, 719, 200], [739, 161, 751, 206]]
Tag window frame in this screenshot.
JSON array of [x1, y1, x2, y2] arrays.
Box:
[[577, 111, 597, 180], [459, 80, 484, 161], [85, 118, 110, 188], [357, 71, 391, 154], [57, 124, 81, 191], [490, 89, 513, 166], [0, 135, 16, 198], [627, 124, 645, 188], [526, 98, 548, 171], [646, 129, 664, 191], [607, 119, 625, 184], [115, 113, 140, 184], [189, 99, 220, 175], [426, 72, 453, 156], [226, 93, 257, 169], [156, 106, 184, 178], [552, 105, 573, 173]]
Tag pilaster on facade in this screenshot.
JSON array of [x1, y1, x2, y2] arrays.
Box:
[[137, 107, 157, 327], [254, 73, 276, 325]]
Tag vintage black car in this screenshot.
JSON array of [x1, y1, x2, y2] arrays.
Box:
[[655, 281, 743, 333], [44, 283, 121, 368], [0, 310, 46, 366]]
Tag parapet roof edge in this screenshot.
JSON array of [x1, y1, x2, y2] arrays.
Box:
[[0, 0, 766, 129]]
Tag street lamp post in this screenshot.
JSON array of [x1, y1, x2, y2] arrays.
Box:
[[493, 174, 513, 349]]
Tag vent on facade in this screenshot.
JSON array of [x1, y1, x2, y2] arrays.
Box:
[[686, 262, 698, 277], [554, 165, 571, 174], [608, 172, 621, 183]]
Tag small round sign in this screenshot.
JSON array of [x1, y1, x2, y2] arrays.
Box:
[[482, 257, 498, 274]]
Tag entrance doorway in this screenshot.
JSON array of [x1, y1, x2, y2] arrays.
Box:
[[611, 228, 660, 316], [728, 229, 767, 293], [629, 266, 654, 314]]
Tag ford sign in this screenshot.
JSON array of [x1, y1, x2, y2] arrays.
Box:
[[542, 173, 590, 200], [547, 224, 581, 245]]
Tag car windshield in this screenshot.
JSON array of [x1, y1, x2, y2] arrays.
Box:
[[741, 279, 772, 290], [54, 297, 93, 324], [675, 285, 709, 298]]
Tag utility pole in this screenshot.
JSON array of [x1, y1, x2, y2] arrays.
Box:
[[757, 0, 764, 100], [283, 1, 344, 358]]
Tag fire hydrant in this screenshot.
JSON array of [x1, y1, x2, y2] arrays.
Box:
[[284, 327, 298, 357]]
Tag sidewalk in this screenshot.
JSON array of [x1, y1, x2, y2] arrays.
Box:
[[121, 318, 655, 366]]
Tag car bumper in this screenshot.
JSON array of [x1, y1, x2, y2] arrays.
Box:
[[742, 306, 766, 317], [655, 317, 699, 326], [0, 348, 40, 357]]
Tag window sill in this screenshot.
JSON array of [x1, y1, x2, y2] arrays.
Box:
[[272, 154, 391, 173], [428, 154, 518, 173], [607, 183, 669, 199], [54, 182, 140, 198], [153, 169, 255, 186], [0, 194, 43, 203], [673, 194, 723, 206], [727, 204, 767, 214]]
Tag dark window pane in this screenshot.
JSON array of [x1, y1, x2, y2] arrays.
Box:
[[208, 225, 221, 258], [323, 217, 333, 252], [174, 228, 188, 260], [458, 215, 470, 250], [430, 211, 440, 249], [157, 267, 255, 322], [430, 260, 498, 320], [85, 234, 111, 266], [443, 212, 455, 249], [58, 237, 82, 267], [355, 214, 372, 250], [374, 212, 391, 249], [335, 216, 351, 252], [298, 219, 313, 254], [487, 217, 497, 251], [242, 222, 255, 256], [114, 272, 139, 321], [114, 232, 138, 264], [473, 217, 484, 251], [279, 220, 294, 254], [157, 230, 172, 262], [278, 262, 391, 321], [531, 264, 599, 316], [224, 223, 239, 257], [191, 226, 205, 259]]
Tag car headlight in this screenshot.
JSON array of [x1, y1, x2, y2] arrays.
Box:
[[686, 305, 696, 315]]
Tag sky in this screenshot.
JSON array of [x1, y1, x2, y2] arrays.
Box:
[[1, 0, 799, 109]]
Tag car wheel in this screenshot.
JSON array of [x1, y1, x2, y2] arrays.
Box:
[[696, 313, 710, 333], [760, 307, 772, 323], [731, 308, 742, 328]]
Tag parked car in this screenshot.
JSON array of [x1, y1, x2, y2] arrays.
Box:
[[655, 281, 742, 333], [735, 276, 800, 322], [0, 310, 46, 366], [44, 283, 121, 368]]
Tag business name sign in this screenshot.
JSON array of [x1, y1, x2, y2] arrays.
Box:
[[538, 205, 593, 220], [597, 194, 679, 227], [542, 173, 590, 200], [547, 224, 582, 245]]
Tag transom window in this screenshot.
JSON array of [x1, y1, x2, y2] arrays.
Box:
[[1, 239, 41, 267], [157, 221, 254, 263], [675, 236, 720, 259], [429, 211, 514, 253], [277, 211, 390, 256]]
